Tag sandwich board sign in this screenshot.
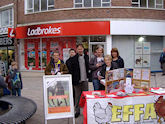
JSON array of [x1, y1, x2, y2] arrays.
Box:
[[43, 74, 75, 124]]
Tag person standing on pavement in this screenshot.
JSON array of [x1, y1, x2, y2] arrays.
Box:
[[66, 49, 76, 74], [0, 70, 8, 96], [66, 48, 76, 103], [45, 51, 68, 75], [159, 48, 165, 75], [89, 45, 105, 90], [70, 44, 89, 118], [111, 48, 124, 69], [8, 62, 23, 96]]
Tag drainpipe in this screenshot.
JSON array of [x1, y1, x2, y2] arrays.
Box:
[[14, 0, 19, 69]]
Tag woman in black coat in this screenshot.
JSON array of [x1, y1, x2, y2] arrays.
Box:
[[111, 48, 124, 69]]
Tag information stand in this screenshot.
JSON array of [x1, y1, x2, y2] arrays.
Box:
[[105, 68, 151, 93]]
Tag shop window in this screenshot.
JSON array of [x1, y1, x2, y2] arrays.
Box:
[[24, 37, 76, 70], [25, 0, 55, 14], [0, 46, 15, 76], [74, 0, 111, 8], [132, 0, 164, 8], [0, 8, 13, 27]]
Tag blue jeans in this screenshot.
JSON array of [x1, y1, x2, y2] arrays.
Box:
[[92, 79, 100, 91], [12, 88, 21, 96]]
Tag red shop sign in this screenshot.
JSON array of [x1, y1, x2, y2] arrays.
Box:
[[8, 28, 15, 38], [16, 21, 110, 39]]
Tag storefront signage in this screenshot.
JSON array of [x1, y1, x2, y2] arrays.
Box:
[[87, 95, 165, 124], [0, 27, 8, 34], [27, 26, 61, 36], [16, 21, 110, 39], [8, 28, 15, 38], [0, 37, 14, 46]]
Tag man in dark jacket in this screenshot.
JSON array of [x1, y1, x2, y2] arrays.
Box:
[[66, 49, 76, 104], [66, 49, 76, 74], [160, 48, 165, 75], [70, 44, 89, 118]]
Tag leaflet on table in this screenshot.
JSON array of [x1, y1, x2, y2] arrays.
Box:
[[150, 88, 165, 94]]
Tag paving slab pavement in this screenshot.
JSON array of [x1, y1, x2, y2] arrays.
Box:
[[20, 71, 165, 124]]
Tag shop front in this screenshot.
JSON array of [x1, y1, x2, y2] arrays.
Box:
[[15, 21, 110, 71], [110, 20, 165, 72], [0, 35, 14, 75]]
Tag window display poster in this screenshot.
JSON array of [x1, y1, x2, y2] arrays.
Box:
[[143, 42, 150, 54], [142, 55, 150, 67], [135, 42, 142, 54], [43, 75, 74, 121], [63, 48, 70, 63], [39, 42, 47, 67], [50, 41, 59, 56], [27, 43, 35, 67], [142, 69, 150, 81], [135, 55, 143, 67], [133, 69, 141, 80]]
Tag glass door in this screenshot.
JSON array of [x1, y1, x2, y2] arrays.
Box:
[[89, 36, 107, 59]]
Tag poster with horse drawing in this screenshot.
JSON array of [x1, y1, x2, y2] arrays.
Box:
[[43, 74, 74, 120]]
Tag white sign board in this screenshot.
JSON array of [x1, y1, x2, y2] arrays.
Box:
[[87, 95, 165, 124], [43, 75, 75, 123]]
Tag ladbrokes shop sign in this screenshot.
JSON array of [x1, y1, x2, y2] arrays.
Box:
[[87, 95, 165, 124], [14, 21, 110, 39]]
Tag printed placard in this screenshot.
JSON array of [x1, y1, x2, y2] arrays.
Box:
[[43, 75, 74, 120]]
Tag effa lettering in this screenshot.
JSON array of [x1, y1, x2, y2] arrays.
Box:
[[111, 103, 157, 122]]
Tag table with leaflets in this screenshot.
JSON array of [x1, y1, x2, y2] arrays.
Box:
[[79, 88, 165, 124]]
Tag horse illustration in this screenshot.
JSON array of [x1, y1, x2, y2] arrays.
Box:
[[136, 57, 142, 64], [47, 81, 68, 107]]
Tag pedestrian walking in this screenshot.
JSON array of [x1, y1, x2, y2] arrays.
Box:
[[45, 51, 68, 75], [89, 45, 104, 90], [159, 48, 165, 75], [111, 48, 124, 69], [8, 62, 23, 96], [70, 44, 89, 118]]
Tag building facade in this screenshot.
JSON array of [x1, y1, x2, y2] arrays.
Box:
[[0, 0, 165, 72], [0, 1, 15, 75]]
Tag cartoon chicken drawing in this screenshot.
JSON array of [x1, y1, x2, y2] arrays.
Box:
[[154, 96, 165, 124], [93, 102, 112, 124]]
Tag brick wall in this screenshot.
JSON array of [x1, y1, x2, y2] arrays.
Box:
[[1, 0, 165, 25], [0, 0, 14, 7], [111, 0, 132, 6], [17, 7, 165, 24]]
